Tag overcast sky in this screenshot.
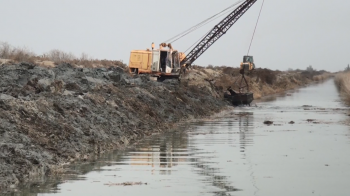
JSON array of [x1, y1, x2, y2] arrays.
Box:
[[1, 0, 349, 72]]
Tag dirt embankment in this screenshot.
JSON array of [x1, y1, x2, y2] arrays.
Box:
[[183, 66, 332, 99], [0, 63, 328, 192], [335, 72, 350, 105]]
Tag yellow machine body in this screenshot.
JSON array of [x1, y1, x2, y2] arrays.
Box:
[[129, 50, 153, 74], [128, 44, 184, 78]]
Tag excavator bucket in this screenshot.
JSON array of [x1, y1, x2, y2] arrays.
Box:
[[227, 92, 254, 106], [224, 87, 254, 106], [225, 55, 256, 106]]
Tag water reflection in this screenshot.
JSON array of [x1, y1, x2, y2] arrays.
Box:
[[237, 112, 254, 153], [190, 112, 255, 195], [117, 129, 190, 177]]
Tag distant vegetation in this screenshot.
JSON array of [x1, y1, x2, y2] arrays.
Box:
[[334, 65, 350, 105], [0, 42, 36, 63], [0, 41, 125, 68]]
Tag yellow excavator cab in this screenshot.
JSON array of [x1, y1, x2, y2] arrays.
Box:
[[240, 55, 255, 73]]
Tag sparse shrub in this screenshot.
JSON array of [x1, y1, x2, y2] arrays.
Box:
[[313, 73, 333, 82], [11, 47, 36, 63], [221, 67, 240, 77], [335, 72, 350, 105], [214, 74, 236, 91], [306, 65, 315, 72], [0, 41, 133, 69], [45, 49, 76, 64], [257, 68, 276, 85], [0, 42, 11, 58], [0, 42, 36, 63], [192, 65, 204, 70], [78, 53, 93, 67]]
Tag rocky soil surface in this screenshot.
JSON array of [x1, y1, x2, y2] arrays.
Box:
[[0, 63, 327, 193]]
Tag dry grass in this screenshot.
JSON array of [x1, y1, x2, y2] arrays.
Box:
[[0, 42, 36, 64], [313, 73, 334, 82], [255, 68, 277, 85], [214, 74, 236, 91], [188, 65, 335, 101], [43, 50, 125, 68], [0, 42, 126, 68], [335, 72, 350, 104], [44, 49, 77, 64]]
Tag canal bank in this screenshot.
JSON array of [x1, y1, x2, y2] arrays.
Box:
[[9, 79, 350, 196], [335, 72, 350, 105], [0, 63, 331, 193]]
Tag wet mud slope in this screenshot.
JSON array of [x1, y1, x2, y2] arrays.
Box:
[[0, 63, 226, 192], [0, 63, 329, 192]]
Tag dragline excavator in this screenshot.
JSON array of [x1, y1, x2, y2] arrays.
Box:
[[128, 0, 258, 80]]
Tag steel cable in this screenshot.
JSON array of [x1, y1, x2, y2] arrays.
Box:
[[163, 0, 244, 44], [170, 7, 240, 44], [247, 0, 265, 55]]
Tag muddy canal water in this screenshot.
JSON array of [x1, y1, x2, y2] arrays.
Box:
[[20, 79, 350, 196]]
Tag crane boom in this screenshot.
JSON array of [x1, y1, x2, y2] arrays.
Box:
[[180, 0, 258, 67]]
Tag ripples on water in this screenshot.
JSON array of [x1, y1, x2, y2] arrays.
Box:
[[15, 80, 350, 196]]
